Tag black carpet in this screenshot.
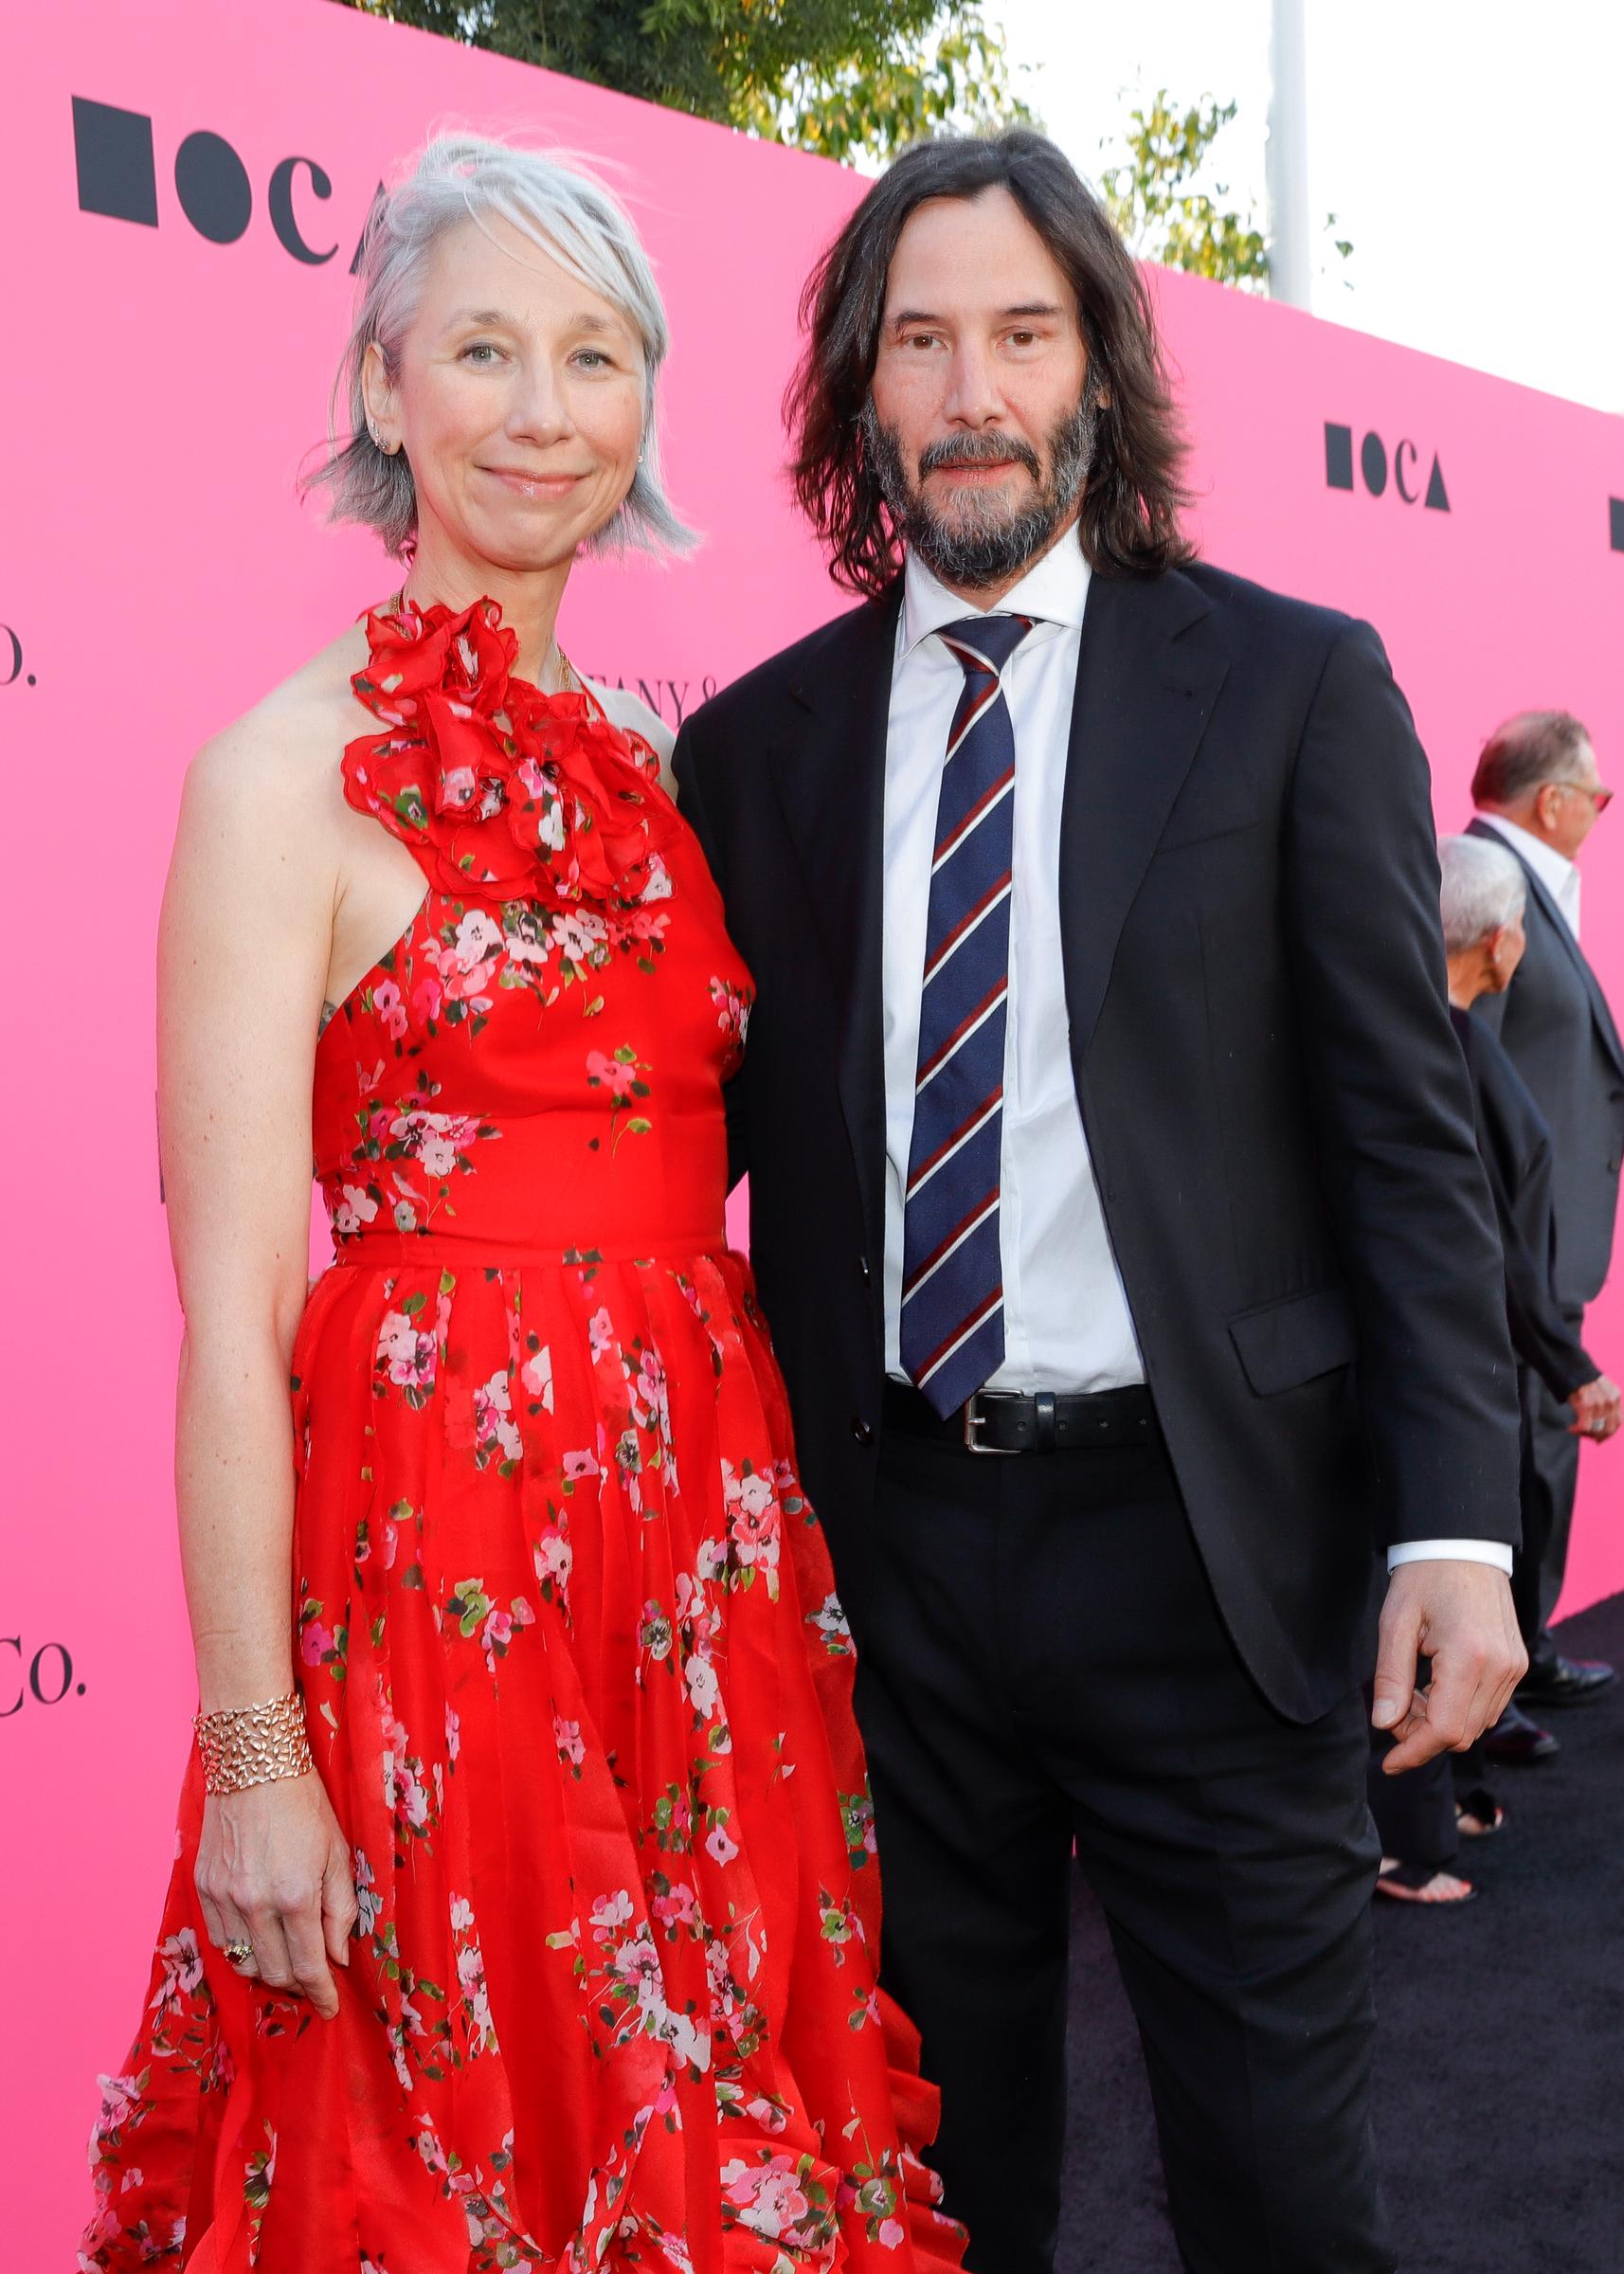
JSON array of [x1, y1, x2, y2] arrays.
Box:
[[1056, 1593, 1624, 2272]]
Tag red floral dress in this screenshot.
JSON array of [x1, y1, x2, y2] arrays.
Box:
[[82, 600, 967, 2274]]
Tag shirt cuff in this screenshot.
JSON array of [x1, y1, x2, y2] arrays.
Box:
[[1386, 1539, 1514, 1575]]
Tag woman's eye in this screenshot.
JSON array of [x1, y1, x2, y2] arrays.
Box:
[[461, 342, 500, 365]]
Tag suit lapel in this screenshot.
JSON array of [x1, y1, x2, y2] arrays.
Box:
[[1058, 569, 1230, 1063], [1467, 819, 1624, 1075], [767, 589, 900, 1264]]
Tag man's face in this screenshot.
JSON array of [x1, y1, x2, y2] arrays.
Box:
[[1532, 740, 1610, 860], [866, 187, 1094, 594]]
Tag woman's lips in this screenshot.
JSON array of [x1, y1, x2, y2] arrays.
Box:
[[480, 466, 585, 497]]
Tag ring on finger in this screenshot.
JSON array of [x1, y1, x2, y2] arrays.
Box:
[[224, 1938, 255, 1969]]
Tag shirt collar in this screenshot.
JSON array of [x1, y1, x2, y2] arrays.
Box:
[[1477, 812, 1579, 922], [900, 531, 1092, 659]]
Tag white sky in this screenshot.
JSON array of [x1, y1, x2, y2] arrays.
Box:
[[991, 0, 1624, 414]]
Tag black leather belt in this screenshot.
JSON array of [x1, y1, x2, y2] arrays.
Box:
[[882, 1379, 1156, 1455]]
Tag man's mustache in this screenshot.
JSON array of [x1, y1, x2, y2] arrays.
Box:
[[917, 432, 1041, 481]]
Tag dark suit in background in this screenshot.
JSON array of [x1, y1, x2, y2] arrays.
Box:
[[677, 564, 1522, 2272], [1467, 818, 1624, 1632]]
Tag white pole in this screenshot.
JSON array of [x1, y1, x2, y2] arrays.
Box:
[[1267, 0, 1310, 307]]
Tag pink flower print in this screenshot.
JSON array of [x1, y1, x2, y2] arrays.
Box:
[[590, 1890, 635, 1941], [551, 909, 607, 966], [377, 1310, 436, 1393], [563, 1448, 600, 1483], [444, 1702, 461, 1761], [652, 1881, 696, 1931], [879, 2217, 906, 2248], [472, 1371, 522, 1463], [720, 2157, 811, 2241], [94, 2072, 142, 2136], [332, 1183, 379, 1238], [371, 978, 408, 1040], [639, 853, 674, 905], [684, 1651, 720, 1717], [411, 972, 443, 1024], [587, 1306, 615, 1362], [705, 1820, 739, 1868], [390, 1109, 478, 1179], [533, 1525, 573, 1594], [441, 763, 478, 810], [299, 1620, 334, 1669], [522, 1345, 554, 1411], [353, 1849, 381, 1938], [553, 1715, 585, 1768]]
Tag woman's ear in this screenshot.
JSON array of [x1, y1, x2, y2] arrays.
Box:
[[361, 340, 397, 454]]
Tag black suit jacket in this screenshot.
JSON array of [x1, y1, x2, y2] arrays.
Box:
[[675, 560, 1521, 1721], [1465, 817, 1624, 1308], [1450, 1006, 1595, 1400]]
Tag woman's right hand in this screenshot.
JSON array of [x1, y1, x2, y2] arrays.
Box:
[[194, 1772, 358, 2019]]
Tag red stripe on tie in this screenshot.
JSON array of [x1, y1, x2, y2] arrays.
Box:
[[923, 874, 1013, 983], [934, 765, 1015, 867], [903, 1189, 999, 1297], [906, 1086, 1003, 1196], [915, 1287, 1004, 1384], [916, 979, 1006, 1088]]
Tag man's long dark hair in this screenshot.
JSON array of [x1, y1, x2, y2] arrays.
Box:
[[787, 131, 1195, 596]]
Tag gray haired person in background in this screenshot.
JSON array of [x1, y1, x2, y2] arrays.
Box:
[[1440, 833, 1620, 1774], [1468, 716, 1624, 1727]]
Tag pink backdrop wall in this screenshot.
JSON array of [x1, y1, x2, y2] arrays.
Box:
[[5, 2, 1621, 2258]]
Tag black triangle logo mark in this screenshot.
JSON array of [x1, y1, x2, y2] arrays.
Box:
[[1424, 456, 1450, 513]]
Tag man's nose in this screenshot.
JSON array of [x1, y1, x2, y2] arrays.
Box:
[[939, 342, 1004, 428]]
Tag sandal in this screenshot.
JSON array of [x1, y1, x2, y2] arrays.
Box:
[[1454, 1786, 1505, 1838], [1375, 1859, 1477, 1906]]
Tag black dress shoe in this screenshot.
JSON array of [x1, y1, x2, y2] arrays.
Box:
[[1518, 1653, 1617, 1706], [1481, 1700, 1561, 1764]]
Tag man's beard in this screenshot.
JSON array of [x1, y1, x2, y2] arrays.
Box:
[[859, 385, 1100, 589]]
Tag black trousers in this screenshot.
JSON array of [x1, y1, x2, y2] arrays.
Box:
[[846, 1417, 1393, 2274], [1518, 1355, 1575, 1651]]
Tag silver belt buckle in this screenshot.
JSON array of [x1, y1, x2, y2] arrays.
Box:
[[963, 1391, 1019, 1455]]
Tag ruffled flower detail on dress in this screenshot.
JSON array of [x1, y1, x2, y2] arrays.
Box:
[[343, 595, 677, 911]]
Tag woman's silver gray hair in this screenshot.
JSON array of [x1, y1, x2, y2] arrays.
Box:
[[1438, 833, 1527, 954], [307, 133, 695, 560]]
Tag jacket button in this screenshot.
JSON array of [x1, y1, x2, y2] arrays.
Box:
[[857, 1254, 872, 1283], [851, 1415, 875, 1446]]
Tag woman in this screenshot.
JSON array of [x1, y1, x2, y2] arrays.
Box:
[[83, 135, 965, 2273]]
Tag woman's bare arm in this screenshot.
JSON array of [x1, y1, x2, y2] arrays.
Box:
[[161, 713, 334, 1708], [159, 704, 357, 2012]]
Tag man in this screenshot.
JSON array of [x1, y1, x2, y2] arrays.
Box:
[[675, 132, 1524, 2274], [1444, 836, 1620, 1771], [1469, 713, 1624, 1707]]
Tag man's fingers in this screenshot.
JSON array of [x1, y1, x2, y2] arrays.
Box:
[[1371, 1599, 1422, 1731]]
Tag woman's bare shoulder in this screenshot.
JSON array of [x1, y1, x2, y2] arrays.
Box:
[[183, 622, 373, 831]]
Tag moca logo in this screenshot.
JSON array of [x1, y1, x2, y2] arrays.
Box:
[[71, 96, 380, 270], [1325, 423, 1450, 513]]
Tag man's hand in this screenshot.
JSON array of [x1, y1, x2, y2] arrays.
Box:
[[1371, 1560, 1526, 1774], [1567, 1374, 1621, 1442]]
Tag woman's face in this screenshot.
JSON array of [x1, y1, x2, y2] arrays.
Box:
[[367, 213, 646, 575]]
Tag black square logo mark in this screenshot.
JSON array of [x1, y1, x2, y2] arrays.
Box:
[[1611, 497, 1624, 554], [1325, 423, 1355, 492], [73, 97, 158, 227]]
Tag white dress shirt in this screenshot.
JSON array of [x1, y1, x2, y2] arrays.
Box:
[[1476, 812, 1581, 940], [880, 540, 1508, 1575]]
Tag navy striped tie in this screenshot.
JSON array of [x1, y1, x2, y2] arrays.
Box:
[[900, 612, 1033, 1417]]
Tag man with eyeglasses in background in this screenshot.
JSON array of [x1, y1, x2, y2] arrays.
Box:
[[1470, 712, 1624, 1751]]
